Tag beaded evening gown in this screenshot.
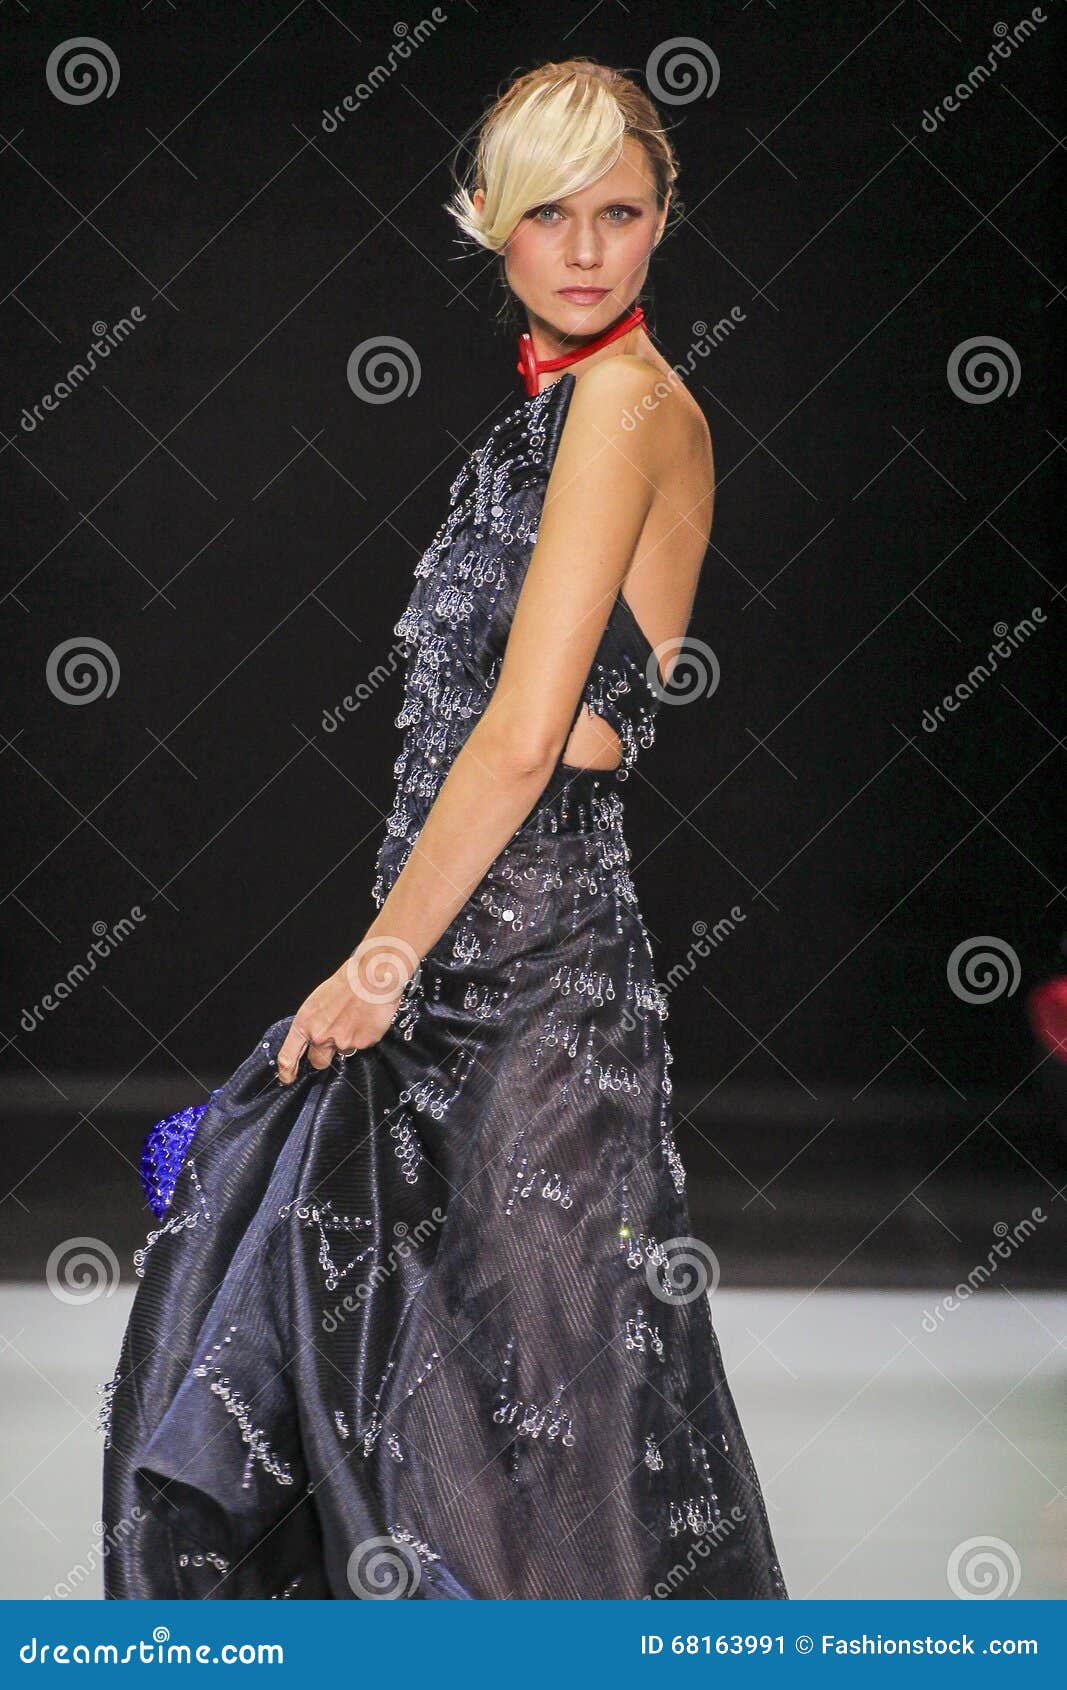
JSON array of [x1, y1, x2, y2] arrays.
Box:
[[100, 370, 788, 1601]]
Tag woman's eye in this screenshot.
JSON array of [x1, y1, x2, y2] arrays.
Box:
[[530, 204, 639, 225]]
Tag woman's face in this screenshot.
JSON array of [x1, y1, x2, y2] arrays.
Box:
[[477, 135, 668, 341]]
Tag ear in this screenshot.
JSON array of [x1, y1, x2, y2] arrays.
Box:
[[472, 187, 485, 215]]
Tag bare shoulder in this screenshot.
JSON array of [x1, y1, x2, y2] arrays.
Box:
[[564, 355, 710, 468]]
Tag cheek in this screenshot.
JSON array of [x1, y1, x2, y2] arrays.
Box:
[[505, 226, 545, 280], [503, 234, 558, 300], [614, 223, 656, 267]]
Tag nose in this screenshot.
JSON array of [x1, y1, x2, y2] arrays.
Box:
[[564, 220, 603, 271]]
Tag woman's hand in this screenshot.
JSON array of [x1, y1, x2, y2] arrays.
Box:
[[275, 937, 417, 1084]]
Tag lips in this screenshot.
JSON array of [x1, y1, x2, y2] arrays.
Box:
[[558, 288, 609, 302]]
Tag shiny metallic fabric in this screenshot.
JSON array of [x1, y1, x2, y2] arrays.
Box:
[[101, 374, 787, 1601]]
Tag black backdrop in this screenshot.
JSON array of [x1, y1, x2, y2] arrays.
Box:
[[2, 2, 1062, 1281]]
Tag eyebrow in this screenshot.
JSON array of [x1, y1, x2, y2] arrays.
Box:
[[548, 192, 652, 209]]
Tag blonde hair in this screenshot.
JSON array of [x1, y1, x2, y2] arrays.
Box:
[[447, 59, 680, 254]]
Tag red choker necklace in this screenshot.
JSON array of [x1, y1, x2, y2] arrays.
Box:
[[516, 301, 646, 397]]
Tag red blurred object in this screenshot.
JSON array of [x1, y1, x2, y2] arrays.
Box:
[[1027, 976, 1067, 1063]]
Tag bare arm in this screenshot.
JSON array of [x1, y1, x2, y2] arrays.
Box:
[[277, 358, 666, 1080]]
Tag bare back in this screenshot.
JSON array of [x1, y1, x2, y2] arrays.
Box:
[[562, 363, 714, 771]]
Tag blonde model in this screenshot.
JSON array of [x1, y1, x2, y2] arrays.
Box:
[[101, 57, 788, 1602]]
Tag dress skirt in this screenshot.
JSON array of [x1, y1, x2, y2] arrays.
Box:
[[101, 763, 788, 1600]]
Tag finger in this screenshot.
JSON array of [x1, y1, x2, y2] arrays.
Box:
[[276, 1025, 309, 1085], [333, 1040, 363, 1064], [306, 1041, 335, 1071]]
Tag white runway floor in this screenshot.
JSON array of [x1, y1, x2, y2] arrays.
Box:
[[2, 1285, 1064, 1601]]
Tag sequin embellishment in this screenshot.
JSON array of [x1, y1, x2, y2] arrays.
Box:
[[371, 376, 663, 910], [668, 1496, 717, 1536], [276, 1198, 373, 1292], [95, 1370, 122, 1448], [272, 1575, 303, 1597], [134, 1157, 211, 1278], [178, 1549, 230, 1573], [503, 1133, 575, 1213], [625, 1312, 666, 1361], [387, 1525, 441, 1565], [192, 1324, 294, 1488], [492, 1337, 576, 1445]]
